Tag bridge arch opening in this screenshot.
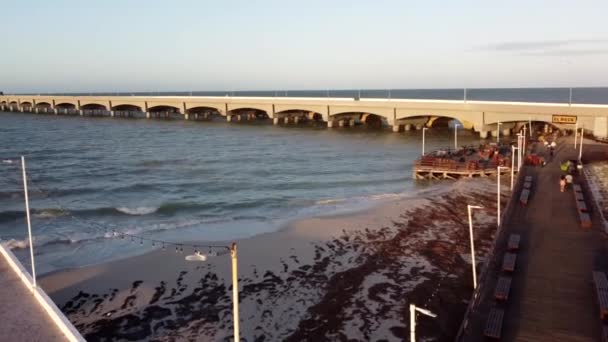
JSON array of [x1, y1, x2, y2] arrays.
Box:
[[186, 106, 222, 120], [275, 109, 324, 124], [112, 104, 142, 112], [81, 103, 108, 110], [229, 108, 270, 121], [331, 112, 388, 129], [55, 102, 78, 114], [148, 105, 180, 113]]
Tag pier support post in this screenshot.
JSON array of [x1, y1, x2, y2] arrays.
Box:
[[349, 119, 355, 127], [226, 115, 232, 122], [294, 116, 300, 124], [392, 124, 402, 133], [405, 124, 412, 131], [184, 113, 189, 120], [338, 119, 346, 127], [79, 109, 84, 116], [145, 112, 151, 119], [327, 120, 334, 128], [54, 108, 58, 115], [479, 130, 489, 139], [415, 124, 423, 130], [273, 117, 280, 125], [502, 128, 511, 137]]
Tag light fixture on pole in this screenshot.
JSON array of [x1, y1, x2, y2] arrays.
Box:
[[410, 304, 437, 342], [497, 166, 509, 228], [185, 243, 239, 341], [422, 127, 428, 156], [454, 123, 460, 150], [467, 204, 483, 289], [510, 146, 518, 190]]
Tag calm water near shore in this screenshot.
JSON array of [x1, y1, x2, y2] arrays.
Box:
[[0, 112, 483, 274]]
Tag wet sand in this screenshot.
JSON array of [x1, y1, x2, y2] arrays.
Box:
[[40, 178, 509, 341]]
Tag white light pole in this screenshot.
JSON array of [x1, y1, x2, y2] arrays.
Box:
[[410, 304, 437, 342], [510, 146, 518, 190], [529, 118, 532, 137], [522, 126, 527, 158], [574, 121, 578, 149], [185, 243, 239, 341], [579, 127, 584, 161], [516, 133, 523, 170], [467, 204, 483, 289], [21, 156, 37, 289], [422, 127, 428, 156], [496, 121, 502, 144], [454, 123, 460, 150], [497, 166, 509, 228]]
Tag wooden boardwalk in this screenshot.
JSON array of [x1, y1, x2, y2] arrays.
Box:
[[0, 255, 65, 340], [461, 137, 608, 342]]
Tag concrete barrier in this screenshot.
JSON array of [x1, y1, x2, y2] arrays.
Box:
[[0, 243, 85, 342]]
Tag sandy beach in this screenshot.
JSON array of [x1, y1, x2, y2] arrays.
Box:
[[40, 178, 510, 341]]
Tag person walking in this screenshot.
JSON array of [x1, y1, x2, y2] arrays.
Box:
[[565, 173, 573, 188], [560, 175, 566, 192]]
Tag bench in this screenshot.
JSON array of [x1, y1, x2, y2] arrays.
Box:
[[575, 191, 585, 201], [484, 308, 505, 339], [580, 211, 592, 228], [508, 234, 521, 251], [573, 184, 582, 193], [523, 181, 532, 189], [576, 200, 588, 212], [494, 276, 512, 301], [519, 189, 530, 205], [525, 176, 533, 182], [502, 253, 517, 272], [593, 271, 608, 319]]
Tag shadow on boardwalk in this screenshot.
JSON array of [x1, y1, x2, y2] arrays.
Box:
[[461, 136, 608, 342]]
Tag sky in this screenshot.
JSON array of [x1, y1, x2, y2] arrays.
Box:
[[1, 0, 608, 93]]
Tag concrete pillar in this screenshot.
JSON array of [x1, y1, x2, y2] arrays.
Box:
[[491, 130, 498, 138], [79, 109, 84, 116], [479, 130, 489, 139], [294, 116, 300, 124], [415, 124, 423, 130], [273, 117, 280, 125], [349, 119, 355, 127], [392, 124, 402, 133], [227, 115, 232, 122], [54, 108, 58, 115], [110, 111, 115, 117], [184, 113, 189, 120], [237, 114, 242, 121], [338, 119, 346, 127], [502, 128, 511, 137], [405, 124, 412, 131], [146, 112, 151, 119], [544, 124, 549, 133], [327, 120, 334, 128]]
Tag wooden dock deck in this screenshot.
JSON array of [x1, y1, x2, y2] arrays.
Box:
[[459, 137, 608, 342]]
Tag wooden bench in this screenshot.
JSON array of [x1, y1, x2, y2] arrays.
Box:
[[573, 184, 582, 193], [593, 272, 608, 319], [576, 200, 588, 212], [519, 189, 530, 205], [525, 176, 533, 182], [575, 191, 585, 201], [523, 181, 532, 189], [494, 276, 512, 301], [502, 253, 517, 272], [484, 308, 505, 339], [580, 211, 592, 228], [508, 234, 521, 251]]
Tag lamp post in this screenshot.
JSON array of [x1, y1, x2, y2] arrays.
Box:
[[529, 118, 532, 137], [510, 146, 518, 190], [516, 133, 523, 170], [422, 127, 428, 156], [579, 127, 584, 161], [496, 121, 502, 144], [454, 123, 460, 150], [497, 166, 509, 227], [467, 204, 483, 289], [410, 304, 437, 342], [522, 126, 527, 157], [574, 121, 579, 149], [21, 156, 37, 289], [185, 243, 239, 341]]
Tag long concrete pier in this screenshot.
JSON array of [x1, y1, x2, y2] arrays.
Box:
[[1, 95, 608, 138]]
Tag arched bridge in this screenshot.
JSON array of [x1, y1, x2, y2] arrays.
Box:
[[1, 95, 607, 138]]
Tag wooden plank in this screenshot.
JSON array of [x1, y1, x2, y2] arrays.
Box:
[[508, 234, 521, 251], [593, 271, 608, 291], [483, 308, 505, 339], [494, 276, 512, 301], [502, 253, 517, 272], [519, 189, 530, 205], [580, 211, 592, 229], [576, 200, 588, 212]]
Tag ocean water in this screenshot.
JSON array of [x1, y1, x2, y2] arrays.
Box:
[[0, 112, 484, 274]]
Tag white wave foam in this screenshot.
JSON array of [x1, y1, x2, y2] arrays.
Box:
[[116, 206, 159, 215], [1, 159, 14, 164], [4, 238, 29, 249], [33, 209, 66, 219]]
